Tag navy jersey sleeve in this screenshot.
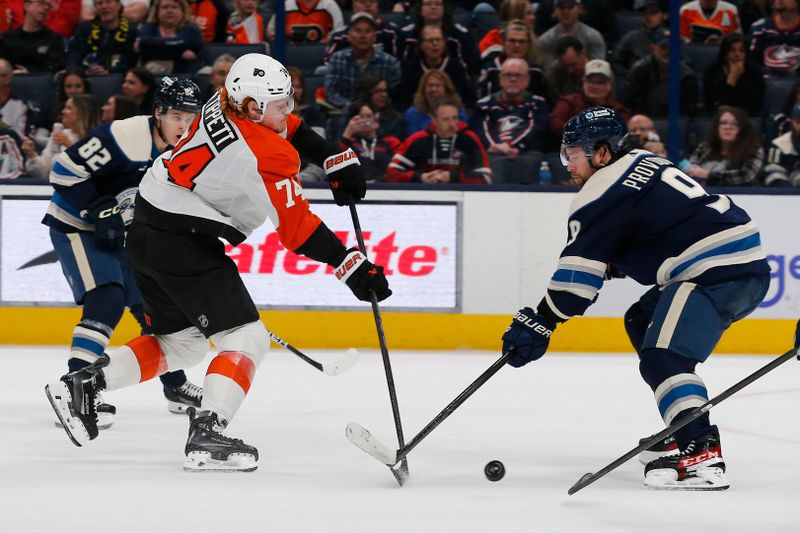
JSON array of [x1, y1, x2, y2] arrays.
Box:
[[48, 124, 119, 211], [541, 166, 635, 321]]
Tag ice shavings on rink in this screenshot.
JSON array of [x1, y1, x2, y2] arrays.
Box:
[[1, 346, 798, 533]]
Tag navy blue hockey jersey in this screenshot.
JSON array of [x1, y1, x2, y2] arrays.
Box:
[[544, 150, 770, 321], [42, 116, 160, 233]]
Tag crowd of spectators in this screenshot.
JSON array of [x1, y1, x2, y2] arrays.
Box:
[[0, 0, 799, 186]]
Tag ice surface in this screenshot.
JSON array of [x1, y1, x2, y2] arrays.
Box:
[[1, 346, 798, 533]]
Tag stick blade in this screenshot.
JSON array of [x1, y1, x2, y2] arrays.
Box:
[[345, 422, 398, 465], [323, 348, 360, 376], [568, 472, 595, 495], [390, 461, 410, 487]]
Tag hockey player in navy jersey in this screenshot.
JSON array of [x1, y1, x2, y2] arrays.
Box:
[[41, 77, 205, 427], [501, 107, 771, 490]]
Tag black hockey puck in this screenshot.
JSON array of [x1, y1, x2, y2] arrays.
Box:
[[484, 460, 505, 482]]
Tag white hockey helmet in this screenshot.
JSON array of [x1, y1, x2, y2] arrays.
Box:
[[224, 53, 294, 117]]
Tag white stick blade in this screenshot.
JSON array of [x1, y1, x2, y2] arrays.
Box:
[[323, 348, 360, 376], [345, 422, 397, 465]]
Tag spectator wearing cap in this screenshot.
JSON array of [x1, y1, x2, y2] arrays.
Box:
[[387, 94, 492, 184], [325, 12, 402, 111], [400, 23, 474, 108], [473, 57, 549, 182], [703, 32, 764, 116], [626, 27, 699, 117], [612, 0, 668, 80], [545, 35, 590, 101], [764, 101, 800, 186], [402, 0, 480, 74], [680, 0, 740, 43], [267, 0, 344, 43], [477, 19, 547, 101], [538, 0, 606, 66], [748, 0, 800, 75], [684, 105, 763, 186], [642, 131, 667, 157], [549, 59, 631, 137], [324, 0, 405, 64], [0, 0, 66, 74]]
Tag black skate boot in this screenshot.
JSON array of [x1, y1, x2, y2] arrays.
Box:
[[55, 392, 116, 430], [45, 354, 109, 447], [637, 434, 678, 464], [183, 407, 258, 472], [164, 380, 203, 414], [644, 432, 729, 490]]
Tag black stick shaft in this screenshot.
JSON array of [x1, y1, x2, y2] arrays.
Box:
[[394, 352, 511, 463], [568, 348, 798, 495], [269, 333, 324, 372], [348, 201, 408, 472]]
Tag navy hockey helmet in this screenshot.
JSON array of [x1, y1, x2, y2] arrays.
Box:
[[154, 76, 203, 115], [560, 106, 628, 166]]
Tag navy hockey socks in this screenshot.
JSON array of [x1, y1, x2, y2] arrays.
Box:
[[69, 285, 125, 372], [639, 348, 717, 449]]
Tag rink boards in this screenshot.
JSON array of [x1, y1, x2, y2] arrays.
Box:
[[0, 185, 797, 352]]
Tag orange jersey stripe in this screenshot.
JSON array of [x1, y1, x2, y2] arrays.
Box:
[[207, 351, 256, 393], [127, 336, 167, 382]]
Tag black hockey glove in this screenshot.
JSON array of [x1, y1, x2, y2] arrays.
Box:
[[85, 196, 126, 251], [334, 248, 391, 302], [323, 145, 366, 206], [501, 307, 556, 367]]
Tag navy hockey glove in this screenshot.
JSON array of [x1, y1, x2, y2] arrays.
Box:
[[85, 196, 126, 251], [502, 308, 556, 367], [324, 145, 366, 206], [334, 248, 391, 302], [794, 319, 800, 349]]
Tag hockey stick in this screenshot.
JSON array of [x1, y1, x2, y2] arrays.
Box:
[[269, 332, 360, 377], [567, 347, 799, 496], [348, 199, 409, 486], [346, 352, 511, 470]]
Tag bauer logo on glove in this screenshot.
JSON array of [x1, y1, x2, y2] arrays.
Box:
[[323, 144, 367, 206], [334, 248, 391, 302]]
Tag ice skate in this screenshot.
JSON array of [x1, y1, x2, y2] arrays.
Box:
[[55, 392, 115, 430], [183, 407, 258, 472], [644, 433, 729, 490], [638, 434, 678, 464], [45, 354, 109, 447], [164, 380, 203, 414]]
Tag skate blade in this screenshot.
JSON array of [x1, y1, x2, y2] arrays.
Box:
[[167, 401, 193, 414], [644, 467, 730, 491], [183, 451, 257, 473], [55, 413, 113, 430], [45, 382, 90, 447]]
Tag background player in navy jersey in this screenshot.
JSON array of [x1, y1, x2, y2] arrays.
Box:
[[501, 107, 771, 490], [41, 77, 205, 428]]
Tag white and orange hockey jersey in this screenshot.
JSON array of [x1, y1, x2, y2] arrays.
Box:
[[267, 0, 344, 43], [679, 0, 740, 43], [138, 92, 322, 249]]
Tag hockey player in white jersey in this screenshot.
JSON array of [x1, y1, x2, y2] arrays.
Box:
[[500, 107, 771, 490], [46, 54, 390, 472]]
